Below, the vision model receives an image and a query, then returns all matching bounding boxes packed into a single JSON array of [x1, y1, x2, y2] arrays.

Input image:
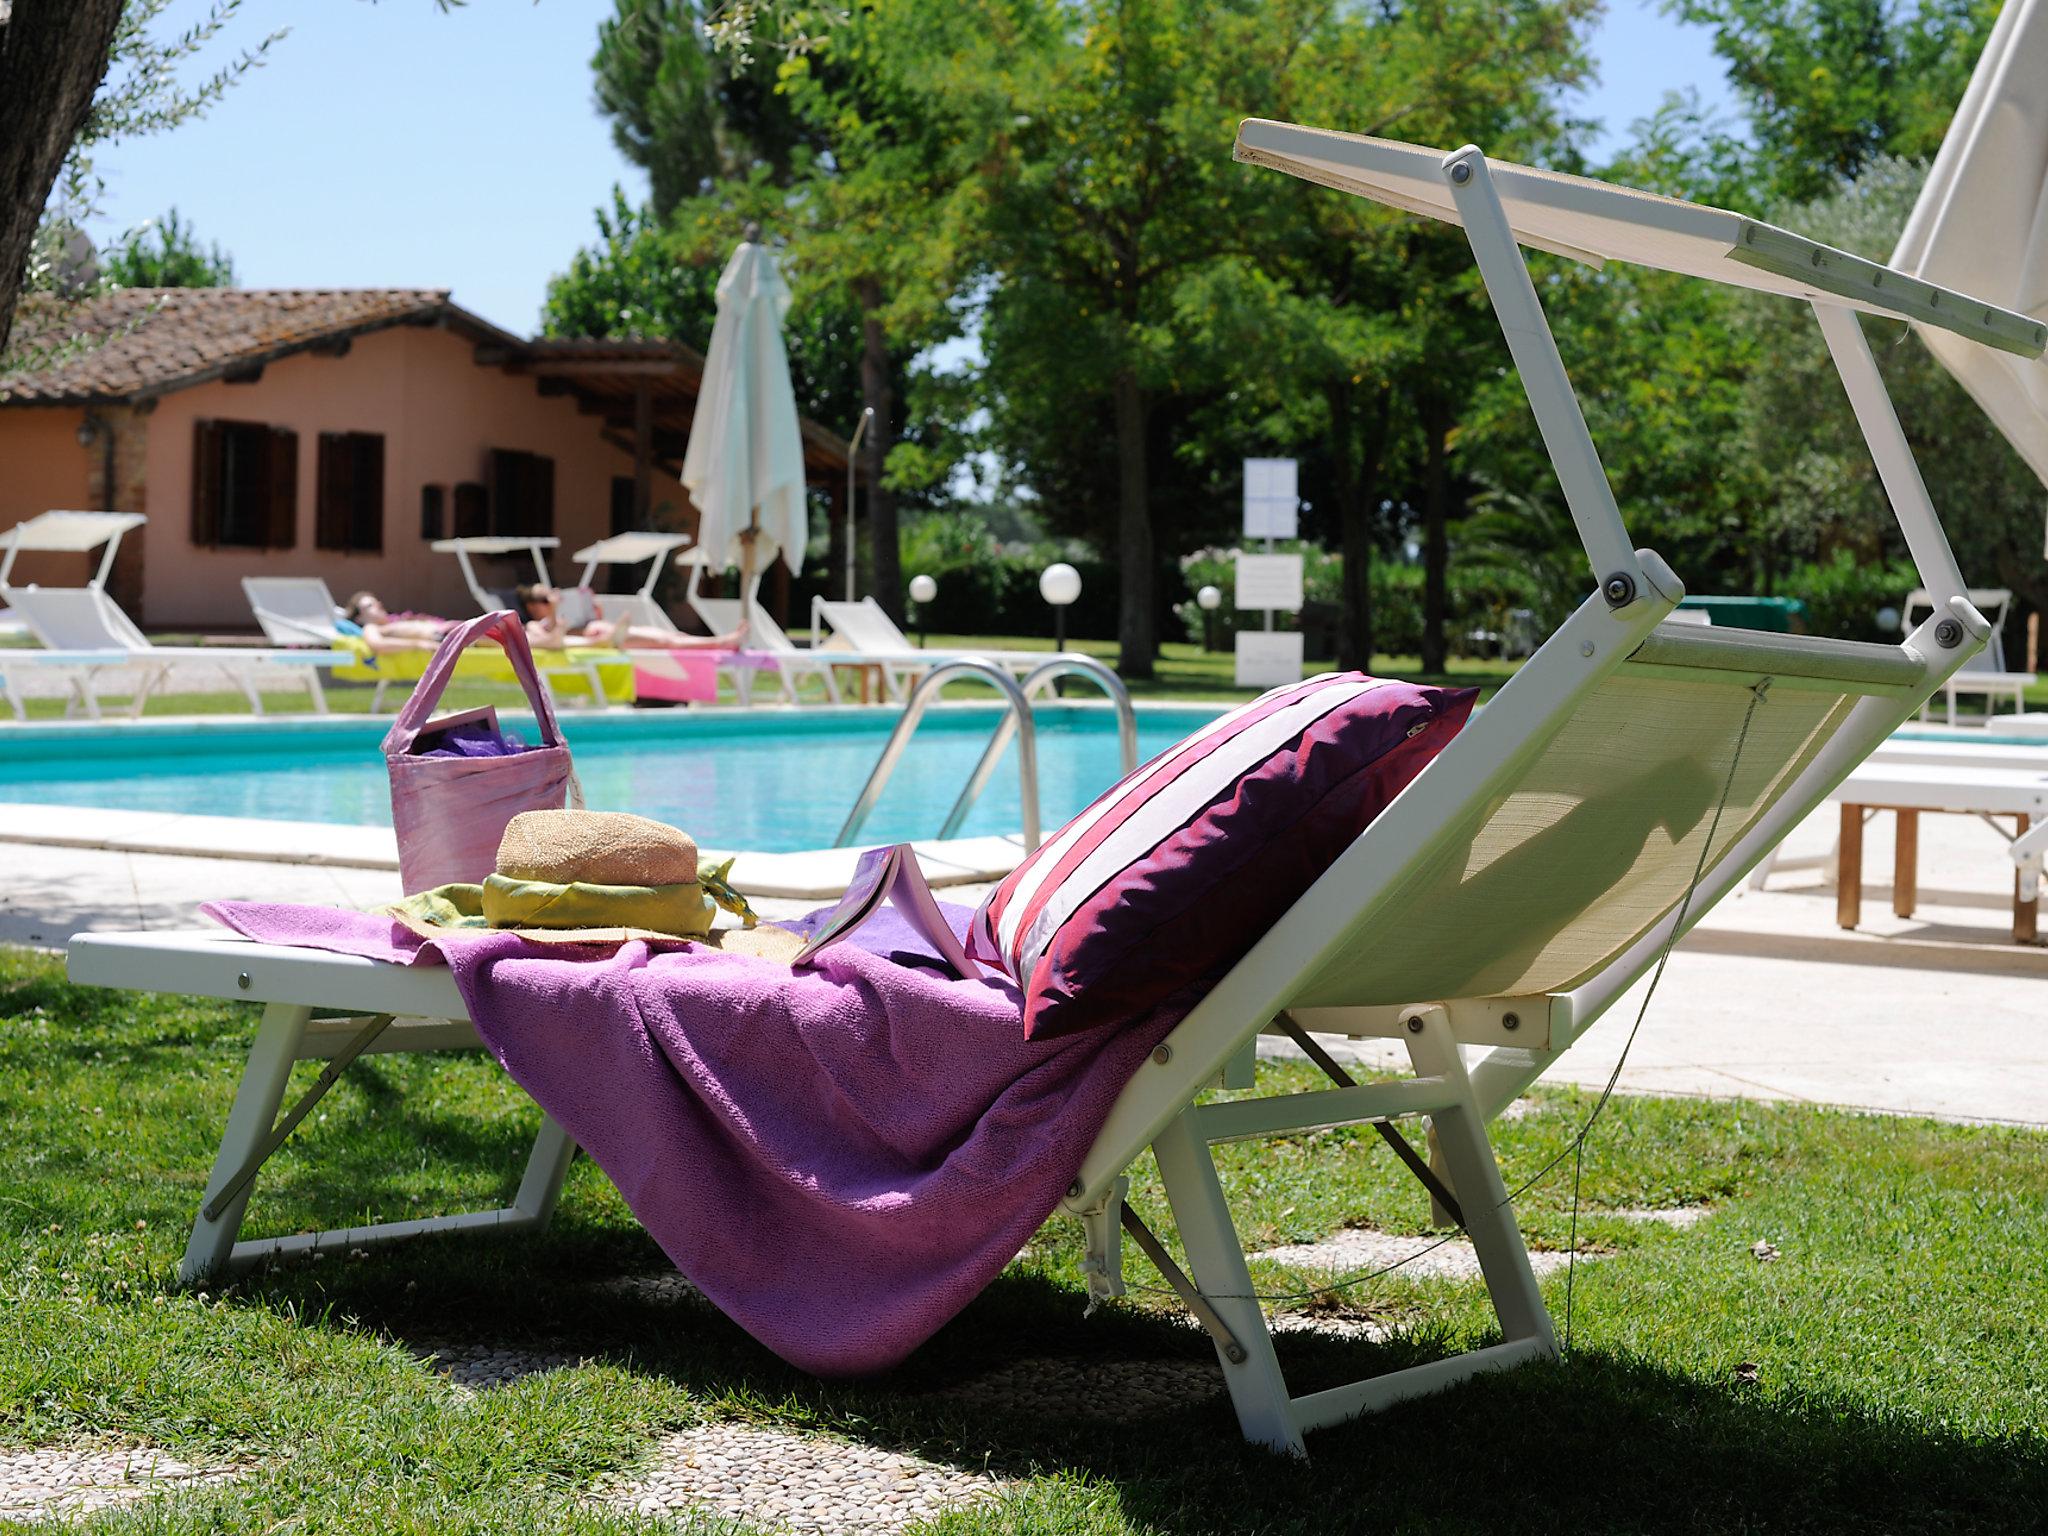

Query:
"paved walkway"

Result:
[[5, 800, 2043, 1126]]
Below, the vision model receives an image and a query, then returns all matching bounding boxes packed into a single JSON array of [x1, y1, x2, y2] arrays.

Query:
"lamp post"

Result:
[[1197, 583, 1222, 653], [909, 573, 937, 647], [1040, 562, 1081, 654]]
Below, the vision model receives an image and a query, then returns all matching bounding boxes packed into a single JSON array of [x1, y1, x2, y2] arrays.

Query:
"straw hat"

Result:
[[384, 809, 802, 961]]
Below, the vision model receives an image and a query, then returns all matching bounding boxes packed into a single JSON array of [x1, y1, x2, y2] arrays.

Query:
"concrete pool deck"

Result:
[[2, 798, 2042, 1129], [0, 803, 1026, 900]]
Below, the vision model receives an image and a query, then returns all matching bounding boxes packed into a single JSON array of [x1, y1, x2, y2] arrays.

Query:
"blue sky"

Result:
[[84, 1, 1736, 338]]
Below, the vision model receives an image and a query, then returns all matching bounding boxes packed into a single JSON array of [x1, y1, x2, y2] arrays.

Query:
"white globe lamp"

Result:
[[1196, 583, 1223, 653], [908, 573, 938, 646], [1040, 562, 1082, 653]]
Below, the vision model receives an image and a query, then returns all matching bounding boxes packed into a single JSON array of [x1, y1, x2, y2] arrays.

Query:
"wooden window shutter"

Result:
[[534, 453, 555, 536], [268, 428, 298, 550], [356, 433, 385, 552], [315, 432, 349, 550], [420, 484, 446, 542], [453, 481, 487, 538], [190, 420, 224, 546]]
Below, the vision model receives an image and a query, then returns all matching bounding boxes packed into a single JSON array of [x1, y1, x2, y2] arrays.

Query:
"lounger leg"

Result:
[[228, 666, 265, 716], [1893, 809, 1919, 919], [1837, 804, 1864, 930], [2016, 814, 2038, 944], [1407, 1010, 1554, 1355], [183, 1002, 311, 1285], [512, 1114, 577, 1229], [1151, 1107, 1304, 1458], [304, 666, 327, 715]]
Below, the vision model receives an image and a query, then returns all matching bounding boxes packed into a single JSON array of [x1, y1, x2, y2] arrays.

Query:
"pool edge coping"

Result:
[[0, 803, 1026, 900]]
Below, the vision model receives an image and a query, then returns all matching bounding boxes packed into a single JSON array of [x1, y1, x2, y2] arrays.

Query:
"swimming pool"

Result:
[[0, 705, 1224, 854]]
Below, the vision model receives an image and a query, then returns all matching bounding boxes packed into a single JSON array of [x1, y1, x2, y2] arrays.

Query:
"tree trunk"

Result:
[[855, 278, 902, 623], [1420, 398, 1451, 675], [1113, 366, 1154, 679], [0, 0, 124, 356], [1333, 383, 1391, 673]]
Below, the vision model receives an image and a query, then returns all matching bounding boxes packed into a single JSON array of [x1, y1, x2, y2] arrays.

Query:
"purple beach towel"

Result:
[[201, 899, 1185, 1375]]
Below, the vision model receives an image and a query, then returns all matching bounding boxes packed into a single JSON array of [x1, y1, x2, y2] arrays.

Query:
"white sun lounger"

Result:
[[1905, 587, 2034, 725], [242, 575, 347, 647], [678, 553, 843, 705], [0, 512, 339, 717], [810, 596, 1062, 702], [571, 532, 792, 707], [57, 130, 2026, 1459]]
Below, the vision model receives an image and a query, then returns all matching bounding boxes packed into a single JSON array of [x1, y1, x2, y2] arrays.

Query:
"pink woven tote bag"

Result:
[[382, 611, 581, 894]]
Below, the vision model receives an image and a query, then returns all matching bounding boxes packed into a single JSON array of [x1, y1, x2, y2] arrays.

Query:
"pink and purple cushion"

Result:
[[968, 673, 1477, 1040]]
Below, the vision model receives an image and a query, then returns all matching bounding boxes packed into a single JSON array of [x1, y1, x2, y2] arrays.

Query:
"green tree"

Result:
[[591, 0, 816, 217], [100, 207, 234, 288], [1668, 0, 2001, 201]]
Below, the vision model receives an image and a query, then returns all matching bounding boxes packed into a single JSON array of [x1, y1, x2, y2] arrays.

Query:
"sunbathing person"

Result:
[[517, 584, 746, 651], [341, 591, 458, 652]]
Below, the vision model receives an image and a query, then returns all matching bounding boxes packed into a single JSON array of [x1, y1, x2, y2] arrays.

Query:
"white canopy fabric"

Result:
[[1, 510, 147, 553], [1892, 0, 2048, 494], [1235, 119, 2047, 356], [681, 241, 809, 577]]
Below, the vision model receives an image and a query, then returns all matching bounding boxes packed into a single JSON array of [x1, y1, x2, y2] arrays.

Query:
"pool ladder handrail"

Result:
[[834, 653, 1138, 853]]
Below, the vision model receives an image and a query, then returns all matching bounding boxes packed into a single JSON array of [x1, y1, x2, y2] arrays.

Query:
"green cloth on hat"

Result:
[[483, 874, 717, 936], [386, 855, 756, 940]]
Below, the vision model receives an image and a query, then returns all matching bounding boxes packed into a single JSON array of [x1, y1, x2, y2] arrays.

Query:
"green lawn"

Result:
[[2, 945, 2044, 1531]]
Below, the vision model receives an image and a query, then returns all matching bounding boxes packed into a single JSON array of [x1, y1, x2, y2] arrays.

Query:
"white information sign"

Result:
[[1235, 552, 1304, 611], [1235, 630, 1305, 689], [1243, 457, 1299, 540]]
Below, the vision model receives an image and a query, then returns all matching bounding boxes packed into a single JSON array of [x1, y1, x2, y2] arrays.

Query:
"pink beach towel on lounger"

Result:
[[200, 898, 1186, 1375]]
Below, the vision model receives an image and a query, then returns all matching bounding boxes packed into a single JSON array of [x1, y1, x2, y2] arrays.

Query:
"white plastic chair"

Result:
[[0, 512, 338, 717]]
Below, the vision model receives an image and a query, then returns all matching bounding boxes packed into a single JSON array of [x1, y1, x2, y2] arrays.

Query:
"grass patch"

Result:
[[1, 945, 2044, 1531]]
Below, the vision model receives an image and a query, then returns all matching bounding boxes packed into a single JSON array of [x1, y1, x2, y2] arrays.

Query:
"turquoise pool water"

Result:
[[0, 705, 1223, 853]]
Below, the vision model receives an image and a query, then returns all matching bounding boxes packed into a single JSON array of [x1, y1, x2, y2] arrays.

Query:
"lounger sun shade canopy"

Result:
[[1234, 119, 2048, 358], [1, 510, 148, 552]]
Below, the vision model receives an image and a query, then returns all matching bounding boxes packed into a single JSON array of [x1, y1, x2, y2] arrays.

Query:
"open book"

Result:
[[793, 843, 983, 978]]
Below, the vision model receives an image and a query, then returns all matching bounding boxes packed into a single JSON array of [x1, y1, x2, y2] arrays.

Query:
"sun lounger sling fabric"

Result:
[[198, 898, 1186, 1375]]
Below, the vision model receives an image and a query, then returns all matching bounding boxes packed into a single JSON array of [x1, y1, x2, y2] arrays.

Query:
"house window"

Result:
[[611, 475, 636, 536], [315, 431, 385, 553], [452, 482, 488, 539], [191, 419, 297, 549], [420, 484, 446, 542], [488, 449, 554, 536]]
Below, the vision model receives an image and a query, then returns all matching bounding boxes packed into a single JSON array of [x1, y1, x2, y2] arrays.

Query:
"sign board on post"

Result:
[[1234, 552, 1304, 611], [1243, 457, 1299, 540], [1235, 631, 1305, 688]]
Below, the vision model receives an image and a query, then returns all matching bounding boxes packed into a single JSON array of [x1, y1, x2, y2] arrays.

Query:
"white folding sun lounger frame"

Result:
[[1042, 124, 2031, 1457], [242, 576, 347, 647], [572, 532, 783, 707], [809, 595, 1059, 702], [0, 511, 337, 717], [428, 535, 611, 710], [680, 554, 843, 705], [48, 130, 2036, 1461], [1903, 586, 2035, 724]]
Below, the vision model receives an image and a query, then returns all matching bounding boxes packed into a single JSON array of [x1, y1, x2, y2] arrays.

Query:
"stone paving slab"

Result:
[[604, 1423, 1005, 1534], [0, 1445, 240, 1522]]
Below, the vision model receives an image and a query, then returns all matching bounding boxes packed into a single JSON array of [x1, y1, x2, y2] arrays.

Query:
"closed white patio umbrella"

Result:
[[681, 235, 810, 591], [1892, 0, 2048, 494]]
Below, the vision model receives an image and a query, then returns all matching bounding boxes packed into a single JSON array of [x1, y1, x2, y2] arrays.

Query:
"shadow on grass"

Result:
[[237, 1233, 2048, 1535]]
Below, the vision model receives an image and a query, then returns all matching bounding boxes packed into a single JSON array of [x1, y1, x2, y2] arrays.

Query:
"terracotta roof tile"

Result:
[[0, 288, 495, 403]]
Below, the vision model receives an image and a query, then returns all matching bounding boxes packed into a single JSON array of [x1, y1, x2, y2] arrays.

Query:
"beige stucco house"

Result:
[[0, 288, 849, 629]]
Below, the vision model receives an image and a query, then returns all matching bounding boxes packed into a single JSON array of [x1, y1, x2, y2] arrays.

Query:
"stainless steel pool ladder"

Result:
[[835, 654, 1139, 853]]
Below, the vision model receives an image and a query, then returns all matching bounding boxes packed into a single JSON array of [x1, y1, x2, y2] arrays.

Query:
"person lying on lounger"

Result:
[[341, 592, 458, 652], [517, 584, 746, 651]]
